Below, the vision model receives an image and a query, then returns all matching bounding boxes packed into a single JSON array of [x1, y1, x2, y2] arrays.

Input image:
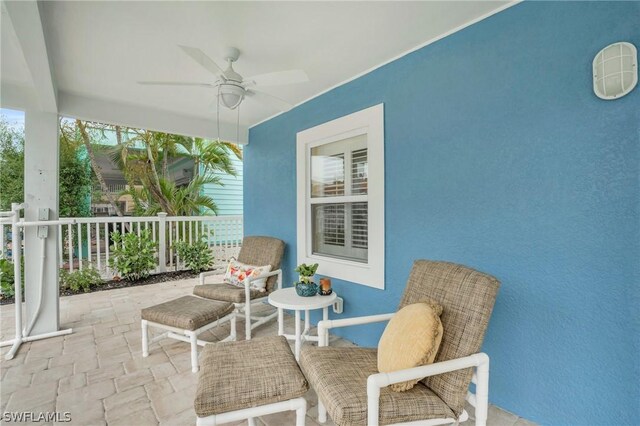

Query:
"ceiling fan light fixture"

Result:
[[218, 83, 245, 110]]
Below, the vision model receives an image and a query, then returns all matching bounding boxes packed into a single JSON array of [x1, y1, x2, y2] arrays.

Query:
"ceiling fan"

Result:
[[138, 46, 308, 112]]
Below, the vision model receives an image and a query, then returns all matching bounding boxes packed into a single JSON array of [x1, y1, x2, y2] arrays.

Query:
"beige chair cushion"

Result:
[[378, 301, 443, 392], [398, 260, 500, 415], [300, 346, 455, 426], [236, 236, 285, 292], [195, 336, 308, 417], [193, 282, 265, 303], [141, 296, 234, 331]]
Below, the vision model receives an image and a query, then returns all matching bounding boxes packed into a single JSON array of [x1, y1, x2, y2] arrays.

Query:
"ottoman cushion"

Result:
[[195, 336, 308, 417], [141, 296, 234, 331]]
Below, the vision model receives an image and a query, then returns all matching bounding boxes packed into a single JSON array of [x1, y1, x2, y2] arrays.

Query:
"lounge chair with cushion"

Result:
[[194, 236, 285, 340], [299, 260, 501, 426]]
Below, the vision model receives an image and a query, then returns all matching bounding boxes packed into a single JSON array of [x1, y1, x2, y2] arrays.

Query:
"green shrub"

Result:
[[60, 265, 103, 293], [173, 238, 214, 274], [109, 229, 157, 281], [0, 255, 23, 298], [0, 257, 15, 297]]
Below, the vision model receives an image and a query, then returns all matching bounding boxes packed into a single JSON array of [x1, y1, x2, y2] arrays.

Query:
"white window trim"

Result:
[[296, 103, 384, 289]]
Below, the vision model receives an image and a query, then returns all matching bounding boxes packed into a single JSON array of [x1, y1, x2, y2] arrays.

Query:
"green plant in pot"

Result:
[[294, 263, 319, 297]]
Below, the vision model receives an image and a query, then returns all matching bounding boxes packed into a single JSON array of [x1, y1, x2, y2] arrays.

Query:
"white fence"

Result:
[[1, 213, 243, 279]]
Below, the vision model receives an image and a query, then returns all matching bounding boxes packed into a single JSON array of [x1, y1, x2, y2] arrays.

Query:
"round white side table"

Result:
[[268, 287, 337, 360]]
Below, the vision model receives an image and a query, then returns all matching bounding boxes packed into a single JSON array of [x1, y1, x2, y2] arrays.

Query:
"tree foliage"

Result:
[[59, 123, 93, 217], [0, 116, 92, 216], [0, 114, 242, 219], [0, 119, 25, 211], [108, 127, 241, 216]]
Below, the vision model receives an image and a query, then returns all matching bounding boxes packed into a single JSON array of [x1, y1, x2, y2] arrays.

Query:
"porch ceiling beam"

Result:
[[3, 0, 58, 112], [58, 91, 248, 144], [0, 82, 38, 111]]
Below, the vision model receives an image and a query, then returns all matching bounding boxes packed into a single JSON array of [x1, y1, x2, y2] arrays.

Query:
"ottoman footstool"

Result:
[[141, 295, 236, 372], [195, 336, 309, 426]]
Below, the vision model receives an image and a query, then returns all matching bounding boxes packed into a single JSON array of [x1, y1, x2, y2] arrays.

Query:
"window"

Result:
[[297, 104, 384, 289]]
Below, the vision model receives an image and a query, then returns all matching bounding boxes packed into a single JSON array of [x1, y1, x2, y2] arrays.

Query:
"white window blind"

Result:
[[310, 135, 368, 263], [297, 103, 384, 289]]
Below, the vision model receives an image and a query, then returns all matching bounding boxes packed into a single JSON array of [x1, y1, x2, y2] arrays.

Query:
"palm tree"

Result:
[[110, 128, 241, 216], [120, 175, 219, 216], [189, 137, 242, 178]]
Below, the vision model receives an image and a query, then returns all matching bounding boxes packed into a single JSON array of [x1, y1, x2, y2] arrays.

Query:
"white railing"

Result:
[[93, 183, 129, 194], [1, 213, 242, 279]]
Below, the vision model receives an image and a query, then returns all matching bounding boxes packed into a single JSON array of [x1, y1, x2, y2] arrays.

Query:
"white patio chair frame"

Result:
[[198, 269, 283, 340], [316, 314, 490, 426], [141, 311, 236, 373], [196, 397, 307, 426]]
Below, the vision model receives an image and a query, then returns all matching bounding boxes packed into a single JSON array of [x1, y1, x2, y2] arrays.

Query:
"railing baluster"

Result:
[[226, 221, 230, 249], [96, 222, 102, 271], [87, 222, 92, 265], [189, 220, 193, 244], [0, 223, 5, 258], [169, 221, 174, 268], [77, 223, 83, 270], [58, 224, 63, 268], [68, 223, 73, 272], [105, 222, 110, 276]]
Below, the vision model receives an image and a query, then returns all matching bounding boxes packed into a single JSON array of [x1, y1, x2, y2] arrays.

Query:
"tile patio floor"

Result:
[[0, 278, 534, 425]]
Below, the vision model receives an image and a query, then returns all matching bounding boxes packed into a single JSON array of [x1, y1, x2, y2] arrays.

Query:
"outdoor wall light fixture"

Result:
[[593, 42, 637, 100]]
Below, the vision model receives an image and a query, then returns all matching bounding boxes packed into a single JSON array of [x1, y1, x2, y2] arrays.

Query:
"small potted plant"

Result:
[[294, 263, 319, 297]]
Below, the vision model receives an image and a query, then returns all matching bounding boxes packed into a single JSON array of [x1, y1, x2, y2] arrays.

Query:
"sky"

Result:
[[1, 108, 25, 130]]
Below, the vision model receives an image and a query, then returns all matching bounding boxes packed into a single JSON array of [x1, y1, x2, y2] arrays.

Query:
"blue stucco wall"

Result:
[[245, 2, 640, 424]]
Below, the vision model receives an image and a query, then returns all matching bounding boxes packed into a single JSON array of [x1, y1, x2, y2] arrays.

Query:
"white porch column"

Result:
[[23, 110, 60, 336]]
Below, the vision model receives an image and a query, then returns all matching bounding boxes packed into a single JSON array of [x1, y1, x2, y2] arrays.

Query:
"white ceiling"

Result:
[[1, 2, 31, 87], [2, 1, 512, 134]]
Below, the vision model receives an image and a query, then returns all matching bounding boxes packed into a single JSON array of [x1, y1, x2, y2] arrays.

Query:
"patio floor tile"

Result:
[[105, 396, 152, 422], [32, 364, 74, 385], [86, 363, 125, 384], [151, 387, 194, 419], [103, 385, 147, 410], [5, 382, 58, 413], [114, 367, 154, 392], [109, 407, 157, 426]]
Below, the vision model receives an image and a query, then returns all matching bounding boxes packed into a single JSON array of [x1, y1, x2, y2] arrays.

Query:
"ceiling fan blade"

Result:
[[138, 81, 215, 88], [245, 69, 308, 87], [246, 89, 293, 111], [178, 45, 225, 77]]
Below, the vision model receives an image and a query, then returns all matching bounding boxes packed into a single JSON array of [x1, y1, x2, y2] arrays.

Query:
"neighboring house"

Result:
[[89, 129, 243, 216], [203, 154, 243, 216]]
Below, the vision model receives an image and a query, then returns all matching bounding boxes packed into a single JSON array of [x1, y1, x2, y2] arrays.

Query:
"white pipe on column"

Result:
[[5, 203, 24, 360], [24, 236, 47, 336], [1, 207, 73, 359]]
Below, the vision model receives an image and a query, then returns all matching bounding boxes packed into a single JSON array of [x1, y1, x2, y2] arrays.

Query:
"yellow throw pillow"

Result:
[[377, 301, 444, 392]]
